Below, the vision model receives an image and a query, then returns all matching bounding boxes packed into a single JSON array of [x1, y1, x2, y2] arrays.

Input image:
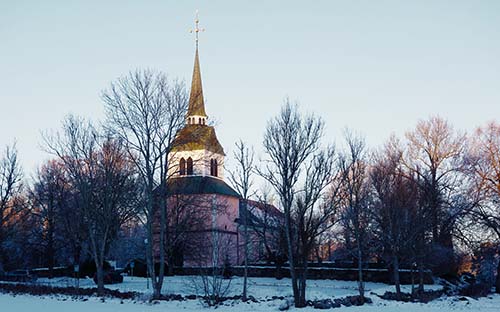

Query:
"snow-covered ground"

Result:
[[1, 276, 499, 311], [35, 276, 441, 300], [31, 275, 443, 299]]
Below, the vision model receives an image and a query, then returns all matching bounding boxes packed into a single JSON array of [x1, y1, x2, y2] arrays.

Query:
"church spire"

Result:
[[187, 48, 207, 118], [187, 11, 207, 124]]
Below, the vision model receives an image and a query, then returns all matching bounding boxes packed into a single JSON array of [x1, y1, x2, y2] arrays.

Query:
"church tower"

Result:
[[168, 16, 225, 180]]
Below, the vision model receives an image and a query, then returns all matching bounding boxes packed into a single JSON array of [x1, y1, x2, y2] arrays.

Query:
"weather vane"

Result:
[[190, 10, 205, 49]]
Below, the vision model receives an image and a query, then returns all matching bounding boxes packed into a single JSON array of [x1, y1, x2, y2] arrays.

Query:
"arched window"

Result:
[[179, 158, 186, 175], [186, 157, 194, 175], [198, 117, 202, 124], [210, 159, 218, 177]]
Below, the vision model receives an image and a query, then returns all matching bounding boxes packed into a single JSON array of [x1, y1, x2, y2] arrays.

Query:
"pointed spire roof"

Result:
[[187, 48, 207, 117]]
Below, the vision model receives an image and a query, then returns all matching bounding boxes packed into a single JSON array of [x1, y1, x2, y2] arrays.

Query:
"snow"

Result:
[[1, 276, 499, 311], [31, 275, 443, 298], [1, 291, 500, 312]]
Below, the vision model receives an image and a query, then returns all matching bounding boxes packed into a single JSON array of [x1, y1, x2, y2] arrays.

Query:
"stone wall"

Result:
[[174, 265, 434, 284]]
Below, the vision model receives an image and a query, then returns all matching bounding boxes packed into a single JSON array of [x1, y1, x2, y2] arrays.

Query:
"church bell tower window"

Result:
[[210, 159, 218, 177], [187, 157, 194, 175], [179, 158, 186, 176]]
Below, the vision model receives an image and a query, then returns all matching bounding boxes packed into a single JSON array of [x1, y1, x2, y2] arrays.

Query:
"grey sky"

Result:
[[1, 1, 499, 175]]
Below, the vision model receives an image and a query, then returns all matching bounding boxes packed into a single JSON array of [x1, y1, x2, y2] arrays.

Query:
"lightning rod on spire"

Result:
[[190, 10, 205, 49]]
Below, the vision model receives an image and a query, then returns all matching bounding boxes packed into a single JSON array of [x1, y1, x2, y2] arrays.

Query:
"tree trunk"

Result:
[[243, 199, 249, 301], [153, 282, 161, 299], [242, 246, 248, 300], [145, 177, 163, 300], [95, 260, 105, 296], [0, 226, 3, 273], [297, 270, 307, 307], [393, 254, 401, 300], [242, 199, 248, 301], [0, 245, 4, 274], [410, 263, 415, 295], [155, 192, 167, 299], [167, 253, 174, 276], [496, 258, 500, 294], [417, 258, 425, 294], [283, 207, 299, 307], [47, 224, 55, 278], [275, 261, 282, 280], [297, 254, 308, 308], [416, 230, 425, 295], [357, 240, 365, 303], [146, 204, 156, 298]]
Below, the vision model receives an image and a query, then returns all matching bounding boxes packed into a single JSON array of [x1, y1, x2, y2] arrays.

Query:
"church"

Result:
[[153, 17, 282, 269]]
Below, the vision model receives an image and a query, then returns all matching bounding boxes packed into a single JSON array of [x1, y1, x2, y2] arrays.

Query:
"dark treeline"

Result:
[[0, 72, 499, 305]]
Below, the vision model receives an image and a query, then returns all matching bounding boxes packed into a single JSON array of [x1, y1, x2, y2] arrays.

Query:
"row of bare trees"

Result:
[[0, 70, 188, 300], [1, 69, 500, 305], [226, 99, 500, 307]]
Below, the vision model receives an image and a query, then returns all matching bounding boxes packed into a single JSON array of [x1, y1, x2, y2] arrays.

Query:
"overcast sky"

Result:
[[1, 1, 499, 176]]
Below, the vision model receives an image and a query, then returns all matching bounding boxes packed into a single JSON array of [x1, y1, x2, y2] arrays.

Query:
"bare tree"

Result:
[[195, 234, 233, 307], [0, 143, 23, 273], [228, 140, 255, 300], [44, 116, 140, 295], [292, 145, 344, 306], [258, 99, 331, 307], [469, 121, 500, 293], [371, 137, 421, 299], [402, 116, 478, 281], [404, 116, 468, 249], [30, 160, 69, 277], [56, 170, 87, 271], [30, 160, 87, 272], [338, 130, 372, 303], [101, 69, 187, 298]]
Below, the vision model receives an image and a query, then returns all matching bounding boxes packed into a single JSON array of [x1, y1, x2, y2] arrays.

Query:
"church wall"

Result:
[[153, 192, 240, 268], [181, 193, 239, 267]]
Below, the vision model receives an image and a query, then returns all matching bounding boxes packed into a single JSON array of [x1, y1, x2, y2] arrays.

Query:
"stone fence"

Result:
[[174, 265, 434, 284]]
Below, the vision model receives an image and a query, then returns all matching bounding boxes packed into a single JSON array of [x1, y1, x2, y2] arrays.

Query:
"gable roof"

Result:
[[238, 199, 283, 227]]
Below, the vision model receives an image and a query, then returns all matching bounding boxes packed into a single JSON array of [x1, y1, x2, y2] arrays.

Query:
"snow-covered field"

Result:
[[31, 275, 443, 299], [1, 276, 499, 311]]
